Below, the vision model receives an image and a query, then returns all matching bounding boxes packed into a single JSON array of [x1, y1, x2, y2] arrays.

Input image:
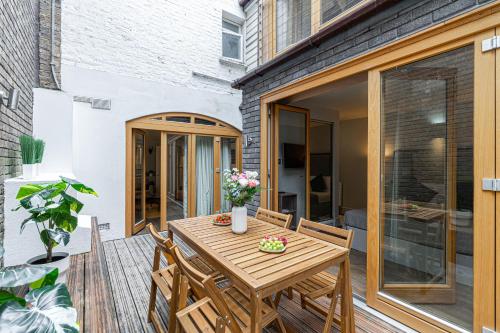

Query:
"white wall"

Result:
[[61, 0, 246, 95], [339, 118, 368, 209], [29, 0, 246, 241]]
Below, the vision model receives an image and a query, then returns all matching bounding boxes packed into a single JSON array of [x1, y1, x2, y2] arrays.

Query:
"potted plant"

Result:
[[33, 138, 45, 177], [14, 176, 98, 283], [0, 245, 79, 332], [222, 168, 260, 234], [19, 135, 35, 179]]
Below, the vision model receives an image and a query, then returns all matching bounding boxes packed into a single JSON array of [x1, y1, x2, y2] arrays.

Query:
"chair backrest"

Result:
[[255, 207, 293, 229], [297, 218, 354, 249], [148, 223, 175, 268], [171, 246, 210, 300], [171, 246, 243, 333]]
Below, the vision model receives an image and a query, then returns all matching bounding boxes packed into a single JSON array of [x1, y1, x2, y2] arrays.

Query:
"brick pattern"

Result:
[[39, 0, 61, 89], [239, 0, 492, 214], [61, 0, 245, 94], [0, 0, 39, 251]]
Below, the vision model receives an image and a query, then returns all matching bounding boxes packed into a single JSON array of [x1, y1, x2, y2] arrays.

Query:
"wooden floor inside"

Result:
[[66, 225, 404, 333]]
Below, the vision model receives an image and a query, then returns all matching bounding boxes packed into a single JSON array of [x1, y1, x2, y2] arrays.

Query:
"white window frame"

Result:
[[222, 17, 244, 63]]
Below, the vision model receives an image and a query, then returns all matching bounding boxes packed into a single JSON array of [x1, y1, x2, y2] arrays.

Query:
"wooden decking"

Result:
[[66, 223, 404, 333]]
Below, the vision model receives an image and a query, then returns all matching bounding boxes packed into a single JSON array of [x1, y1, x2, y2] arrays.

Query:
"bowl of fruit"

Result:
[[259, 235, 288, 253], [212, 213, 232, 226]]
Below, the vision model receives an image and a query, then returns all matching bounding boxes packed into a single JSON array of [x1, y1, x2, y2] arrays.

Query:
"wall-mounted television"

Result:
[[283, 143, 305, 168]]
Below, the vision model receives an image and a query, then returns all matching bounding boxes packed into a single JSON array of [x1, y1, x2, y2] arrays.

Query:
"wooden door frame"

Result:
[[271, 104, 311, 219], [125, 113, 242, 237], [258, 4, 500, 332]]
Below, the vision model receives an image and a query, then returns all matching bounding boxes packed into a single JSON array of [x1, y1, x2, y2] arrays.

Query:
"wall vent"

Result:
[[98, 223, 110, 231], [91, 98, 112, 110]]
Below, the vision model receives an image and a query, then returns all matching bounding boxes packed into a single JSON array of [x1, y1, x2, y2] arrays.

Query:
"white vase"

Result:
[[27, 252, 70, 284], [22, 164, 34, 179], [232, 206, 247, 234]]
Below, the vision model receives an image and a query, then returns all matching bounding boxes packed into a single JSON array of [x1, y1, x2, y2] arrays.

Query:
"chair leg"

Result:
[[275, 315, 287, 333], [274, 291, 283, 308], [147, 278, 158, 322], [287, 287, 293, 299], [300, 295, 307, 309], [268, 293, 287, 333], [323, 295, 339, 333]]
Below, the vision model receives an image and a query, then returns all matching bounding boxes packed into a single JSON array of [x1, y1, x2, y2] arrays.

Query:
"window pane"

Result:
[[134, 133, 145, 224], [276, 0, 311, 53], [380, 45, 474, 331], [222, 32, 241, 59], [220, 138, 237, 213], [195, 118, 216, 126], [321, 0, 363, 24], [165, 116, 190, 123], [196, 136, 214, 216], [222, 20, 240, 33], [167, 135, 189, 221]]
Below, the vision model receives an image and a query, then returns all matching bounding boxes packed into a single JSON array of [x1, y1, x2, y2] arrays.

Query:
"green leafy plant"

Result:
[[34, 139, 45, 164], [0, 245, 79, 332], [19, 135, 35, 165], [14, 177, 98, 263]]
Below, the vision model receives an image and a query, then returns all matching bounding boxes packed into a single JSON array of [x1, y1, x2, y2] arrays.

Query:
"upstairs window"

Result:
[[321, 0, 364, 24], [276, 0, 311, 53], [222, 19, 243, 61]]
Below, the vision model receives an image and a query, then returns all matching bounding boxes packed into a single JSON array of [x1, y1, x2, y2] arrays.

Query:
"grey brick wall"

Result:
[[0, 0, 40, 252], [39, 0, 61, 89], [239, 0, 493, 214]]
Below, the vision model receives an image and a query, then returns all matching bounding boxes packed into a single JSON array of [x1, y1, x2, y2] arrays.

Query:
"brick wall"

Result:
[[239, 0, 493, 214], [0, 0, 40, 251]]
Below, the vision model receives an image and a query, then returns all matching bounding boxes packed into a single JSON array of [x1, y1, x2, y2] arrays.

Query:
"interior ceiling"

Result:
[[284, 72, 368, 121]]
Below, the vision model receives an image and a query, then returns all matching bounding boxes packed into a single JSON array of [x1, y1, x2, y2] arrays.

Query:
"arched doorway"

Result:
[[125, 113, 242, 236]]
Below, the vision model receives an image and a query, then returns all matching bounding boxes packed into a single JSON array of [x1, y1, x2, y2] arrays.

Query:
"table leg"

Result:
[[168, 228, 174, 241], [340, 255, 355, 332], [250, 291, 263, 333]]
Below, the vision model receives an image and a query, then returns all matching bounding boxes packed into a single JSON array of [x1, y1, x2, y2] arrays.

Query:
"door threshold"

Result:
[[353, 298, 418, 333]]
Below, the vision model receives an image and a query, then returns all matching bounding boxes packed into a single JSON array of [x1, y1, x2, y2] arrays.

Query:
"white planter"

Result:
[[22, 164, 35, 179], [33, 163, 39, 177], [27, 252, 70, 284], [232, 206, 248, 234]]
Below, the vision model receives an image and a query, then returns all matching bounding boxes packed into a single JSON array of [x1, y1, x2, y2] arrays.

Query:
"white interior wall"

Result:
[[339, 118, 368, 209]]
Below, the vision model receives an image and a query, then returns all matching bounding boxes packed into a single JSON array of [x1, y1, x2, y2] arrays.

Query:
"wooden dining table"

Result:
[[168, 214, 355, 333]]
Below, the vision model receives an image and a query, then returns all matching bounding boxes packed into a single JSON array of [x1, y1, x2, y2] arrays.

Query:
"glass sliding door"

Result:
[[132, 129, 146, 234], [379, 45, 472, 329], [195, 136, 215, 216], [220, 137, 237, 213], [272, 104, 310, 229], [166, 134, 189, 221], [368, 34, 497, 332]]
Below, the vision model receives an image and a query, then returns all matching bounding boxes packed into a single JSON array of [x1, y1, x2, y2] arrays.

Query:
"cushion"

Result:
[[311, 175, 326, 192]]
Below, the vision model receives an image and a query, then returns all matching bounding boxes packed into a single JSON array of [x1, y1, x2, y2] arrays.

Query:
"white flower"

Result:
[[238, 178, 249, 187]]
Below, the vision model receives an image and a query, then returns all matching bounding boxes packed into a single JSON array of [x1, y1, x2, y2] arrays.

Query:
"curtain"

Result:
[[196, 136, 214, 216], [220, 139, 232, 212]]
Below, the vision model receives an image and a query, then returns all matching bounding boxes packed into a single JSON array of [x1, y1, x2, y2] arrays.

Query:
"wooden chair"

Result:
[[172, 246, 287, 333], [146, 224, 221, 333], [255, 207, 293, 229], [284, 218, 354, 333]]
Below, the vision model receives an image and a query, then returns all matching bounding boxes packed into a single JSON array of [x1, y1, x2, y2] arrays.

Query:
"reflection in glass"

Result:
[[167, 135, 188, 220], [278, 110, 306, 229], [220, 138, 237, 212], [196, 136, 214, 215], [380, 45, 473, 331], [276, 0, 311, 52], [134, 132, 145, 224], [310, 121, 333, 221]]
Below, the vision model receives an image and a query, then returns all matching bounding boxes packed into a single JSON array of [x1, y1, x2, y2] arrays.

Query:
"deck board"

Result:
[[67, 230, 405, 333]]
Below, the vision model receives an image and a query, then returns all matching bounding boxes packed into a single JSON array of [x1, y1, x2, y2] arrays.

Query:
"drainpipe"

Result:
[[50, 0, 61, 90]]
